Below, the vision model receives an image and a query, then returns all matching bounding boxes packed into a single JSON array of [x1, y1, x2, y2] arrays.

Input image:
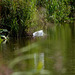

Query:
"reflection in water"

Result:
[[0, 37, 32, 62], [34, 53, 44, 70], [66, 38, 75, 75], [0, 23, 75, 75], [39, 53, 44, 69], [54, 51, 63, 73], [1, 39, 15, 61], [34, 53, 37, 69]]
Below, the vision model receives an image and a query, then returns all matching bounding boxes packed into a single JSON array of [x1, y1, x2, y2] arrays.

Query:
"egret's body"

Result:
[[33, 30, 45, 37]]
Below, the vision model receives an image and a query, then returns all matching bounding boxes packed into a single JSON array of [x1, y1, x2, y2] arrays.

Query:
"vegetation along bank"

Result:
[[0, 0, 75, 37]]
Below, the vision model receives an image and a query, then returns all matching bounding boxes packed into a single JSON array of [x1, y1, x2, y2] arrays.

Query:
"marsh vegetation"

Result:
[[0, 0, 75, 75]]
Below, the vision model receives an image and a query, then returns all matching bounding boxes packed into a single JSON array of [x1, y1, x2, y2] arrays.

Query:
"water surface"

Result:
[[0, 23, 75, 75]]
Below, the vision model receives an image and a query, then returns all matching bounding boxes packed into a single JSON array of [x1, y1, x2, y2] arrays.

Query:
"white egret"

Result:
[[33, 30, 45, 37]]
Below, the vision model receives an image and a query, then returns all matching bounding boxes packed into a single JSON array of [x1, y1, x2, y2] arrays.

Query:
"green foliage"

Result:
[[0, 0, 38, 37], [46, 0, 71, 23], [36, 0, 47, 7], [0, 37, 3, 44], [0, 0, 74, 37]]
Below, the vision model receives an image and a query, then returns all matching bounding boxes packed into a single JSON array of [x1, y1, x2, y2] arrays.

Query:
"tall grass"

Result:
[[0, 0, 38, 37], [46, 0, 71, 24], [0, 0, 74, 37]]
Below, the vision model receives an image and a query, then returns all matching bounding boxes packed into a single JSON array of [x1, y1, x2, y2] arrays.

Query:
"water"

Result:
[[0, 23, 75, 75]]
